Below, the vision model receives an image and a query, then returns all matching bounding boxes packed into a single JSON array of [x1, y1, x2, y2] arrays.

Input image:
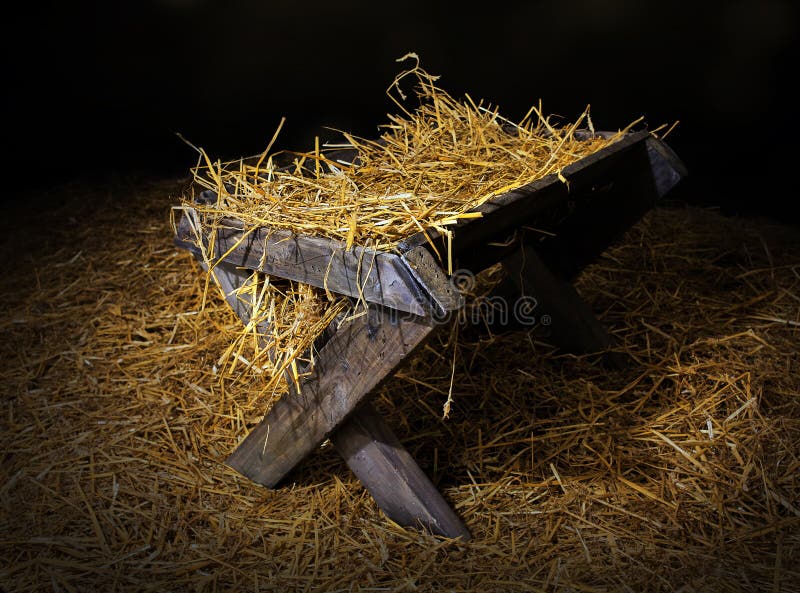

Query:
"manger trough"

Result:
[[171, 60, 687, 541]]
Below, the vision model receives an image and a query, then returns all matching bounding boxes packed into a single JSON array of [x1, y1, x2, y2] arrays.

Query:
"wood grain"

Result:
[[174, 214, 467, 318], [332, 402, 471, 540], [397, 132, 686, 279], [225, 304, 436, 488]]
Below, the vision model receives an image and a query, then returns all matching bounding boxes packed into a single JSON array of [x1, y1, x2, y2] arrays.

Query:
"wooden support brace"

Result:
[[452, 133, 686, 366], [204, 259, 470, 539], [331, 402, 471, 541], [492, 241, 627, 368], [530, 134, 687, 284], [224, 303, 435, 487]]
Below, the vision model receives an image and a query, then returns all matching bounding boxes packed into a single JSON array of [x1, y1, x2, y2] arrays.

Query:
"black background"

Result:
[[3, 0, 798, 222]]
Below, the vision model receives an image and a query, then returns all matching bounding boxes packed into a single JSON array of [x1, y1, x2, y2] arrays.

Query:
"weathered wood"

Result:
[[397, 132, 686, 279], [400, 245, 463, 315], [225, 303, 437, 488], [530, 134, 687, 283], [397, 131, 650, 259], [331, 402, 471, 540], [206, 261, 469, 536], [644, 134, 687, 199], [175, 212, 452, 318], [175, 133, 685, 319], [466, 134, 686, 366]]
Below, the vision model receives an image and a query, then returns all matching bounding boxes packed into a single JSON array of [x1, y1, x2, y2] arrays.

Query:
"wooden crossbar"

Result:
[[202, 258, 470, 539]]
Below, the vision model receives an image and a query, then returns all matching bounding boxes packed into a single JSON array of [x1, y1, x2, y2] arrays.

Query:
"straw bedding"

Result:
[[1, 173, 798, 592], [180, 55, 644, 252], [174, 56, 651, 393]]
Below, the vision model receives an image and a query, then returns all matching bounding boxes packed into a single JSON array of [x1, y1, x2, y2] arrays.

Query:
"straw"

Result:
[[1, 176, 798, 592], [179, 55, 644, 256]]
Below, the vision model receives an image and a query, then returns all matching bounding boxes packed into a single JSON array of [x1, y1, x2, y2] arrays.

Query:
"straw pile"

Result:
[[1, 172, 798, 591], [181, 55, 644, 252], [176, 55, 651, 395]]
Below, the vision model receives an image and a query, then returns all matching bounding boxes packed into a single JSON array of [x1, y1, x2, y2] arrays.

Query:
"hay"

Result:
[[210, 271, 349, 398], [175, 54, 649, 393], [1, 175, 798, 592], [178, 55, 645, 253]]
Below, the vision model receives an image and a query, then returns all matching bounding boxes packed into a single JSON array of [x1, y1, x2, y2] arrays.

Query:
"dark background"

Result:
[[3, 0, 798, 222]]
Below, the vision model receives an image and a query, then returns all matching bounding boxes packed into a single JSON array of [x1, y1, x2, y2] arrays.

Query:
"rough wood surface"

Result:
[[331, 402, 472, 540], [493, 241, 627, 367], [207, 262, 468, 535], [531, 134, 687, 283], [400, 245, 464, 315], [174, 216, 432, 317], [398, 132, 686, 279], [225, 304, 436, 488], [397, 131, 651, 258]]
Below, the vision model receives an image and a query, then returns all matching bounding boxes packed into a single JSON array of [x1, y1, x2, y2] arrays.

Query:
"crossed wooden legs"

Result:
[[202, 238, 620, 540], [205, 259, 471, 540]]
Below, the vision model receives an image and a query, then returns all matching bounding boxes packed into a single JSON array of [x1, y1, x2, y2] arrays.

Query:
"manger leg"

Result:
[[494, 242, 626, 368], [225, 303, 436, 487], [198, 258, 469, 537], [331, 402, 471, 540]]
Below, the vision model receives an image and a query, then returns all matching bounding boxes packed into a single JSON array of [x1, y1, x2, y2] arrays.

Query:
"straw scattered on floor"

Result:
[[1, 174, 798, 592]]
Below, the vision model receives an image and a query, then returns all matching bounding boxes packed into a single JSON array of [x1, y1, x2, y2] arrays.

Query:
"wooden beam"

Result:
[[175, 133, 685, 320], [530, 135, 687, 283], [331, 402, 471, 540], [225, 303, 437, 489], [397, 132, 686, 279], [488, 241, 626, 368], [397, 131, 650, 259], [400, 245, 464, 314], [175, 213, 449, 318], [456, 133, 685, 368]]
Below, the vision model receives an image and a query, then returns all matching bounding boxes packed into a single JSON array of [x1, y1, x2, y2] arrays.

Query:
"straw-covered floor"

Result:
[[1, 171, 798, 592]]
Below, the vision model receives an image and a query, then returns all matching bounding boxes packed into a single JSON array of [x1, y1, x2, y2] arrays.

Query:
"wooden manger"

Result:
[[173, 125, 687, 541]]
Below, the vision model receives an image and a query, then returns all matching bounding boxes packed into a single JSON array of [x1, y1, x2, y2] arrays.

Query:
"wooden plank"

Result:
[[530, 135, 687, 283], [331, 402, 471, 540], [645, 135, 687, 198], [397, 132, 686, 279], [225, 303, 437, 488], [175, 214, 432, 317], [397, 131, 652, 259]]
